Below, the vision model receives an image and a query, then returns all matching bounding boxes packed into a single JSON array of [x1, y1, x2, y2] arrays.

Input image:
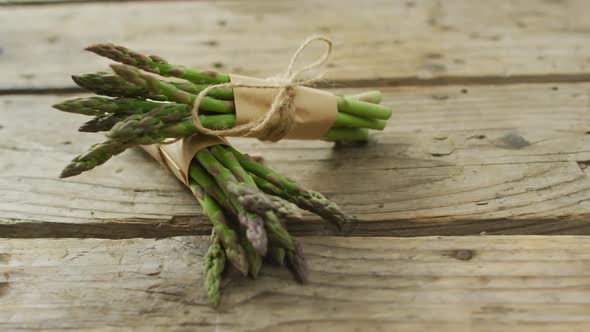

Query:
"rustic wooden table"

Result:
[[2, 0, 590, 331]]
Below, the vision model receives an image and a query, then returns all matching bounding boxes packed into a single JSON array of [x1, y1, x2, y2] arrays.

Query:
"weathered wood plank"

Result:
[[1, 83, 589, 238], [2, 0, 590, 90], [1, 236, 590, 331]]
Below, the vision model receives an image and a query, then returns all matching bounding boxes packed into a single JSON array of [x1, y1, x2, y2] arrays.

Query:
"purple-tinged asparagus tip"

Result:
[[287, 241, 308, 284]]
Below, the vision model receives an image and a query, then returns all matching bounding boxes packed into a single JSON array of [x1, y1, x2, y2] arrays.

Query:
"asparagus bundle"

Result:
[[71, 44, 392, 141], [53, 42, 367, 306]]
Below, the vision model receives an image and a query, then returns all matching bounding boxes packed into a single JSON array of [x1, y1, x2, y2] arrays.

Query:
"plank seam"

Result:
[[3, 73, 590, 95], [3, 216, 590, 239]]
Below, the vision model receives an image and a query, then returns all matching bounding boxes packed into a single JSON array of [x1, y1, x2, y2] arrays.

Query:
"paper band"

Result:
[[190, 36, 338, 141], [141, 135, 227, 186], [230, 74, 338, 140]]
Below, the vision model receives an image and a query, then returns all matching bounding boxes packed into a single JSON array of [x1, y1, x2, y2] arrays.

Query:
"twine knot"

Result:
[[190, 36, 333, 142]]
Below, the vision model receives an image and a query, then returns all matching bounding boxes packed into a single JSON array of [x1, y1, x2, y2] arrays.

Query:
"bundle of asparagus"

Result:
[[74, 44, 392, 140], [55, 62, 390, 176], [52, 41, 373, 306]]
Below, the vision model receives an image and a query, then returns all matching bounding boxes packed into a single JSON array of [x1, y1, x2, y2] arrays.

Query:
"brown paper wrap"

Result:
[[229, 74, 338, 140], [141, 135, 228, 186]]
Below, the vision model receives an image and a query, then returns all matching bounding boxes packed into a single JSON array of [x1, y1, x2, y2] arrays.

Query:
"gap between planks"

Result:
[[3, 73, 590, 96]]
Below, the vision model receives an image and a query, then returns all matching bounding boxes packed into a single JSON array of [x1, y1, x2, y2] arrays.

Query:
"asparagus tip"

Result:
[[59, 159, 87, 178], [71, 75, 83, 88], [110, 64, 153, 92], [78, 124, 98, 132], [286, 241, 308, 284], [85, 43, 114, 53], [110, 64, 133, 79], [51, 103, 65, 111], [52, 98, 84, 114], [59, 168, 76, 178]]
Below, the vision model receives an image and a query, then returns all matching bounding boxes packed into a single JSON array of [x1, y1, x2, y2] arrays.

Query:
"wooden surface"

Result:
[[3, 236, 590, 332], [2, 0, 590, 331]]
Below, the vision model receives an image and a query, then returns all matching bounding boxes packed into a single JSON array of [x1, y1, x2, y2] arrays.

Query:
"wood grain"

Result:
[[2, 0, 590, 91], [2, 83, 589, 238], [1, 235, 589, 331]]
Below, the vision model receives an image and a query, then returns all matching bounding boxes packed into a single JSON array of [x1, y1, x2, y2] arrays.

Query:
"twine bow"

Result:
[[190, 36, 333, 142]]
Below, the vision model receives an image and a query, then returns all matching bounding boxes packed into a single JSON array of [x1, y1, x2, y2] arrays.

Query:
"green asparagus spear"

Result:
[[59, 140, 127, 178], [87, 43, 230, 84], [88, 113, 234, 134], [79, 113, 129, 132], [240, 231, 263, 278], [203, 233, 226, 306], [267, 246, 286, 265], [59, 118, 197, 178], [89, 44, 392, 121], [53, 96, 161, 116], [196, 149, 268, 256], [79, 111, 368, 141], [336, 95, 392, 120], [57, 95, 379, 135], [70, 74, 383, 113], [189, 163, 233, 212], [228, 147, 356, 231], [111, 64, 235, 113], [323, 127, 369, 141], [72, 72, 233, 101], [336, 112, 386, 130], [263, 211, 295, 251], [72, 72, 149, 98], [188, 175, 248, 275], [286, 240, 308, 283]]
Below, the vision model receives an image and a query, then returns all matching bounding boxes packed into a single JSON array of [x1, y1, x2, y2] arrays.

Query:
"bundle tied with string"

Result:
[[53, 36, 371, 307], [191, 36, 338, 141], [141, 36, 338, 183]]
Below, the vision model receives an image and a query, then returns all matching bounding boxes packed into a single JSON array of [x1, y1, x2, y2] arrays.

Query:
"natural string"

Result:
[[190, 35, 333, 142]]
